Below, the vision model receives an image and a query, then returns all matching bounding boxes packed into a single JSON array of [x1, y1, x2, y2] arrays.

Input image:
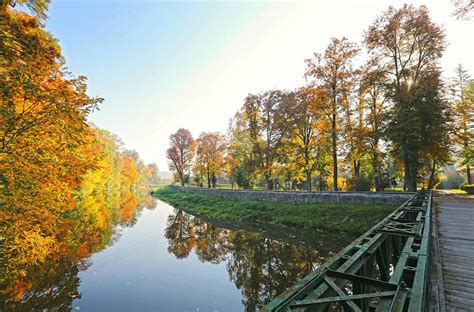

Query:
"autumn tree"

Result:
[[283, 87, 326, 191], [358, 58, 390, 191], [451, 65, 473, 184], [166, 128, 196, 186], [120, 151, 140, 191], [0, 4, 104, 292], [1, 123, 156, 304], [227, 112, 256, 189], [0, 3, 157, 303], [365, 4, 446, 191], [342, 77, 369, 184], [146, 163, 161, 185], [243, 90, 288, 190], [452, 0, 474, 19], [305, 37, 359, 191], [195, 132, 227, 188], [1, 0, 50, 20]]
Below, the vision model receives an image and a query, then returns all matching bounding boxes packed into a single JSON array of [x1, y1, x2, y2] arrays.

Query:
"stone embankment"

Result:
[[170, 185, 413, 205]]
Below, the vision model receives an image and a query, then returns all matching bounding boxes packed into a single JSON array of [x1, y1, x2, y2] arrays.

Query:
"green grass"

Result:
[[152, 186, 398, 237], [384, 188, 406, 192], [448, 189, 468, 195]]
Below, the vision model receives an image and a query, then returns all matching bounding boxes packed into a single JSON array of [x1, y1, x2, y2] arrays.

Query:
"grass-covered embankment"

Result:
[[152, 186, 397, 237]]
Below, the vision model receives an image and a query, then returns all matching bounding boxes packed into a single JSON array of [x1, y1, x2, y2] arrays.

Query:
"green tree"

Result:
[[417, 70, 452, 189], [365, 4, 446, 191], [242, 91, 288, 190], [451, 65, 473, 184], [227, 112, 257, 189]]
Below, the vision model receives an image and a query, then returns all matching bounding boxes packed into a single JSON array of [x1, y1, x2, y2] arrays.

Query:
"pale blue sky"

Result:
[[46, 0, 474, 170]]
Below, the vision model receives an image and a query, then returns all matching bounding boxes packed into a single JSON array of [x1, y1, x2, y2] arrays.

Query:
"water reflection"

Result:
[[165, 210, 327, 311], [2, 197, 338, 311], [0, 191, 156, 311]]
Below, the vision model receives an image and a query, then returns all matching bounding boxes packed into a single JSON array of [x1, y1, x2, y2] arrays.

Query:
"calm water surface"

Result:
[[72, 200, 340, 311], [6, 199, 344, 311]]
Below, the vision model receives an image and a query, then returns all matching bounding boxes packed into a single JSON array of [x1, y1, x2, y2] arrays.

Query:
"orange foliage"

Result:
[[0, 6, 157, 305], [120, 193, 139, 224]]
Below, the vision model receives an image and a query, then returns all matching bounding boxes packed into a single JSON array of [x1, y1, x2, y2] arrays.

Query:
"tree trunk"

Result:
[[405, 159, 417, 192], [332, 115, 338, 192], [404, 155, 409, 191], [207, 169, 211, 188], [410, 158, 418, 192], [467, 165, 472, 185], [373, 157, 382, 192], [374, 176, 380, 192], [428, 160, 436, 190], [379, 170, 384, 191], [403, 144, 417, 192], [354, 160, 360, 176], [211, 173, 216, 188], [180, 172, 185, 186], [307, 170, 312, 192], [266, 177, 273, 190]]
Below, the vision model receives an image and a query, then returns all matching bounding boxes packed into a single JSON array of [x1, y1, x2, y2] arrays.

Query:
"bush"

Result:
[[464, 185, 474, 195], [235, 165, 254, 189], [347, 174, 372, 191]]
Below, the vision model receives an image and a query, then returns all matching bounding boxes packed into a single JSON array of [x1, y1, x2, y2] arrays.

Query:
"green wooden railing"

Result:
[[262, 190, 432, 312]]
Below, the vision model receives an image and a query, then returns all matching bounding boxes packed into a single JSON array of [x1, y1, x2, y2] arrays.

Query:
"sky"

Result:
[[46, 0, 474, 171]]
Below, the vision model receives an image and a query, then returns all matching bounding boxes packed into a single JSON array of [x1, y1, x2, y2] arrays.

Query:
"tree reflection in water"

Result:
[[0, 193, 156, 311], [164, 209, 327, 311], [2, 201, 329, 311]]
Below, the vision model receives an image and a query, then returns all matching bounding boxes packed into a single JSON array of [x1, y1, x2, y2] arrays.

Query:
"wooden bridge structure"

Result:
[[262, 190, 474, 311]]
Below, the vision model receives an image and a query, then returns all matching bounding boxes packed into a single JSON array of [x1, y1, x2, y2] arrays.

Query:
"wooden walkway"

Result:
[[435, 192, 474, 311]]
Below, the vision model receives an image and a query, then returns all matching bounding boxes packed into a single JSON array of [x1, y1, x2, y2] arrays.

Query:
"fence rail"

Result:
[[262, 190, 432, 312]]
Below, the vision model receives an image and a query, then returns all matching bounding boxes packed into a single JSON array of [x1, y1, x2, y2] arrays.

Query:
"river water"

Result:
[[4, 199, 345, 311]]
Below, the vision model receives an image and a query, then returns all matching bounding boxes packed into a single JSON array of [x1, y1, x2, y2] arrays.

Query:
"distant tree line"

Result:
[[167, 4, 473, 192]]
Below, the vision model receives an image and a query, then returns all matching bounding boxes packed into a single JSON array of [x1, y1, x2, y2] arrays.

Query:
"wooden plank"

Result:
[[443, 281, 474, 292], [437, 253, 474, 263], [444, 288, 474, 301], [445, 294, 474, 310], [435, 194, 474, 311], [442, 263, 474, 275], [441, 238, 474, 245]]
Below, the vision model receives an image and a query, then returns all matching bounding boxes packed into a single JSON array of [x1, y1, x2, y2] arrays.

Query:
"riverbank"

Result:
[[152, 186, 398, 239]]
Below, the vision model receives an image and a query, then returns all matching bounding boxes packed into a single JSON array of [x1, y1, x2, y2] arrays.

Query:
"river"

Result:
[[3, 198, 345, 311]]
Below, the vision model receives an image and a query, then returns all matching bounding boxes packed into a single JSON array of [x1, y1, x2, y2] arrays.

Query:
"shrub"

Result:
[[347, 174, 372, 191], [464, 185, 474, 195]]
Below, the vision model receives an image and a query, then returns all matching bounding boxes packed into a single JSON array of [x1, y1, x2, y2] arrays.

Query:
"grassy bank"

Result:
[[152, 186, 398, 237]]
